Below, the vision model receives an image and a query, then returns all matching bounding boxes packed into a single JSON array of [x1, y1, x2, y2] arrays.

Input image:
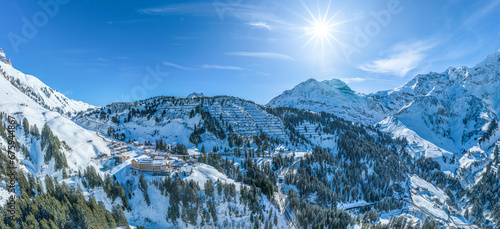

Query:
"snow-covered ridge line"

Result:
[[0, 61, 96, 117], [0, 48, 11, 66], [270, 51, 500, 160]]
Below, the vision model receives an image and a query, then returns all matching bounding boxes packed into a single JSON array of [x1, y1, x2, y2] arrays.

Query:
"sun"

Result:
[[306, 21, 334, 46], [295, 0, 345, 53], [311, 22, 329, 37]]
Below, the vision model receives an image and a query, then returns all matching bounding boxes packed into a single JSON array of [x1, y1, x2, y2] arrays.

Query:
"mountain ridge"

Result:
[[1, 48, 500, 228], [0, 51, 95, 117]]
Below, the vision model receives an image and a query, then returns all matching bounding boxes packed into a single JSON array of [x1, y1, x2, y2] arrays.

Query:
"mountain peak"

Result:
[[187, 92, 205, 98], [0, 48, 12, 66], [303, 78, 318, 83], [475, 50, 500, 69], [0, 56, 94, 116], [268, 77, 388, 124], [297, 78, 353, 93], [321, 78, 353, 92]]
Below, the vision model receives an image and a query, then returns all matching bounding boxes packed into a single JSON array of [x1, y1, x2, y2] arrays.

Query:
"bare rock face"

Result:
[[0, 48, 12, 66]]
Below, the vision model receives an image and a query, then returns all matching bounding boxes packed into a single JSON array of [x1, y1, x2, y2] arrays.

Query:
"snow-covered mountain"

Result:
[[0, 57, 109, 176], [2, 46, 500, 228], [75, 95, 290, 151], [187, 92, 205, 98], [268, 78, 389, 124], [0, 51, 95, 117], [0, 48, 11, 66], [0, 50, 290, 229], [270, 51, 500, 159], [377, 51, 500, 168]]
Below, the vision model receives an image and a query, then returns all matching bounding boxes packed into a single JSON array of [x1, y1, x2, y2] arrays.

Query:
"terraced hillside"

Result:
[[75, 96, 288, 148]]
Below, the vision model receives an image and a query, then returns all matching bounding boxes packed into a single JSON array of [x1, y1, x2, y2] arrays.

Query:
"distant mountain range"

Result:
[[1, 48, 499, 228], [270, 50, 500, 161]]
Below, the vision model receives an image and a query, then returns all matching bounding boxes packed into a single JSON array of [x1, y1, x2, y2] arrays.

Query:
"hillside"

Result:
[[2, 48, 500, 228], [0, 58, 95, 117], [268, 78, 389, 125]]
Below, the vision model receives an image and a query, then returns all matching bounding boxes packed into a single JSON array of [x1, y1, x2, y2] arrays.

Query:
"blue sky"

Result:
[[1, 0, 500, 106]]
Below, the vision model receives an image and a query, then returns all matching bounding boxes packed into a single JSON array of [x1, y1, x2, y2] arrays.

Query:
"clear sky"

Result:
[[1, 0, 500, 106]]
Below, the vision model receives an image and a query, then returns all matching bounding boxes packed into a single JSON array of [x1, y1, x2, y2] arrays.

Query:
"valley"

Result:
[[0, 49, 499, 228]]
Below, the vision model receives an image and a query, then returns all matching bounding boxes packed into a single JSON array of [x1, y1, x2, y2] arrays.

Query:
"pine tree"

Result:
[[112, 205, 130, 228], [41, 124, 68, 170], [205, 180, 214, 198], [209, 200, 217, 223], [45, 174, 55, 196], [22, 117, 29, 136], [494, 145, 499, 165], [30, 124, 40, 139], [217, 179, 223, 196], [139, 175, 150, 206]]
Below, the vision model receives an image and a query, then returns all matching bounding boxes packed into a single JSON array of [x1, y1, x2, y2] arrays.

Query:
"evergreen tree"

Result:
[[22, 118, 29, 136], [494, 145, 499, 165], [112, 205, 130, 229], [204, 179, 214, 198], [41, 124, 68, 170], [139, 175, 150, 206], [30, 124, 40, 139], [217, 179, 223, 196]]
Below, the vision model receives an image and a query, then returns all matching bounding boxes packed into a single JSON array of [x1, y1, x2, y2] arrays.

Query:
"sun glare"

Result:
[[304, 8, 337, 50], [311, 22, 329, 37], [294, 0, 346, 54]]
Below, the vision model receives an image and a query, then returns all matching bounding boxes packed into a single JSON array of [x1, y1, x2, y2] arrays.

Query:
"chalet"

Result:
[[19, 103, 28, 107], [188, 158, 197, 165], [150, 152, 172, 159], [172, 160, 186, 168], [114, 156, 129, 163], [95, 154, 109, 159]]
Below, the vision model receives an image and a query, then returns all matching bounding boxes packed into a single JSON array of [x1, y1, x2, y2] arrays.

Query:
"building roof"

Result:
[[153, 160, 167, 165], [137, 159, 154, 164]]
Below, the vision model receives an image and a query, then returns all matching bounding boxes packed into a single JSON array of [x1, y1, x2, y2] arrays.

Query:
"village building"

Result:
[[131, 159, 154, 171], [188, 158, 197, 165], [131, 157, 174, 174]]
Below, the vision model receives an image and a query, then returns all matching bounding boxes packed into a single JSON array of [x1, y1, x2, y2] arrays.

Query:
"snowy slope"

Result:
[[376, 51, 500, 177], [0, 48, 11, 66], [0, 54, 291, 228], [379, 51, 500, 150], [75, 96, 289, 150], [0, 52, 95, 117], [268, 78, 389, 125], [271, 51, 500, 173], [0, 62, 109, 175]]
